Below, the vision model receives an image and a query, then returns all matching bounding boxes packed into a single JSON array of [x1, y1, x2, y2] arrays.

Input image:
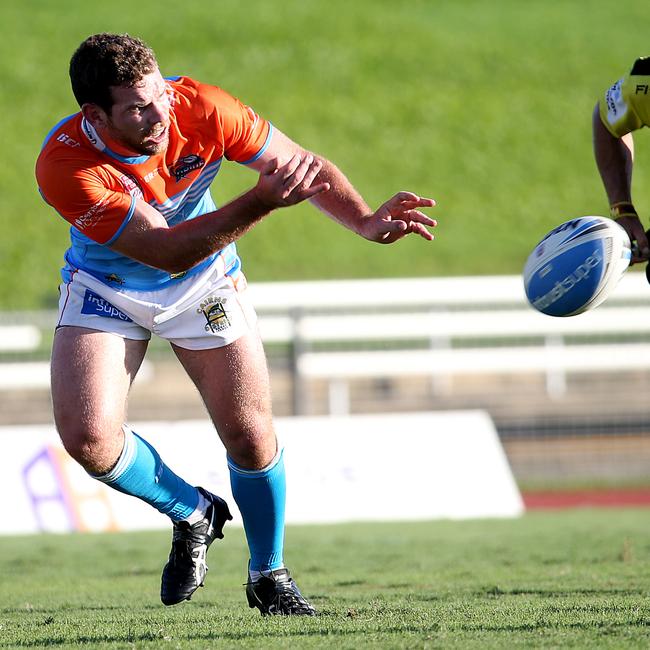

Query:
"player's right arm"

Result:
[[110, 154, 328, 274], [38, 152, 327, 275]]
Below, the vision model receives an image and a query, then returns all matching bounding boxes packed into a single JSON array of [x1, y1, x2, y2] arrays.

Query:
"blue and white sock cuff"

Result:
[[227, 446, 284, 477], [93, 425, 137, 483]]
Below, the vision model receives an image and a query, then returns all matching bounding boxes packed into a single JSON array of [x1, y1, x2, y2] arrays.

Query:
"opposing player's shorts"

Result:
[[56, 261, 257, 350]]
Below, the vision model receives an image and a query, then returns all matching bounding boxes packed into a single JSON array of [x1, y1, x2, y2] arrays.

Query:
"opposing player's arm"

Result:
[[592, 104, 648, 261], [109, 154, 327, 274], [246, 128, 437, 244], [592, 103, 635, 207]]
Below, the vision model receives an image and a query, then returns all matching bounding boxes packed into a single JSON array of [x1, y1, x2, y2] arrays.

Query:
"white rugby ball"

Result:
[[523, 216, 631, 317]]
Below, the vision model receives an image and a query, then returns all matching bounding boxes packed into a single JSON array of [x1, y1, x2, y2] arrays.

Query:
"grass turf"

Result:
[[1, 510, 649, 648]]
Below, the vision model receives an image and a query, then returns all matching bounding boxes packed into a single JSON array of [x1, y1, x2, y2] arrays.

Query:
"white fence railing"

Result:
[[2, 272, 650, 414]]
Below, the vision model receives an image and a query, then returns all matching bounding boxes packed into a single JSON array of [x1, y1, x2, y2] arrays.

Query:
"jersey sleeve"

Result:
[[35, 155, 135, 245], [197, 83, 272, 164], [598, 57, 650, 137]]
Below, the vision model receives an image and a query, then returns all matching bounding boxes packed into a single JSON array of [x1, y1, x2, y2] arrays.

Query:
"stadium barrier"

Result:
[[246, 272, 650, 415], [1, 272, 649, 410], [0, 412, 523, 534]]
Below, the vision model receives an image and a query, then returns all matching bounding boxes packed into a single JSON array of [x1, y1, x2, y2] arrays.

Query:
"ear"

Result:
[[81, 103, 110, 129]]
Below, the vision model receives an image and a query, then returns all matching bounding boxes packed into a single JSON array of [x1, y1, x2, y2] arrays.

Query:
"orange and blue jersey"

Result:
[[35, 76, 272, 290]]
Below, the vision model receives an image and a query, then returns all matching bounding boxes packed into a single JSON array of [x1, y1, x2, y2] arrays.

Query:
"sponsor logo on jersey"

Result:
[[119, 174, 144, 199], [635, 84, 649, 95], [170, 154, 205, 182], [56, 133, 80, 148], [104, 273, 125, 285], [75, 192, 110, 231], [197, 296, 230, 333], [81, 289, 132, 321], [144, 168, 161, 183], [605, 79, 628, 125]]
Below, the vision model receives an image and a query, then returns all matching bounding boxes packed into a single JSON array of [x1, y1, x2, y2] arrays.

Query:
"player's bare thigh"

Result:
[[172, 329, 275, 470], [51, 326, 148, 474]]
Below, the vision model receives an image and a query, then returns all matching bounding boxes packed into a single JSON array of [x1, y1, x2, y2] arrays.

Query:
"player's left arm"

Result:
[[246, 128, 437, 244], [593, 61, 650, 261], [592, 103, 634, 206]]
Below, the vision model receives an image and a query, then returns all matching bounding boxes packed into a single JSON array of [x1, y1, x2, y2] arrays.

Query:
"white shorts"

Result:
[[56, 263, 258, 350]]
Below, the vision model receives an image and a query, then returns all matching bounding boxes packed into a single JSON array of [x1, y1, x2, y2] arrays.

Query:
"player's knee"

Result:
[[226, 421, 277, 470], [56, 419, 124, 474]]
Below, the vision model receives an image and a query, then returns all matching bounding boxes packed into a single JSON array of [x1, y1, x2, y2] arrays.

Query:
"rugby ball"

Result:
[[523, 216, 631, 317]]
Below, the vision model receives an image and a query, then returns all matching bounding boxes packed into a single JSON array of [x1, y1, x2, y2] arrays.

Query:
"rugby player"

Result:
[[35, 33, 436, 616]]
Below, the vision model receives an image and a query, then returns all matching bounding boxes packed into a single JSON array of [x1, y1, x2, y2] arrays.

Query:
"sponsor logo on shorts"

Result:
[[81, 289, 132, 322], [197, 296, 230, 333], [170, 154, 205, 182]]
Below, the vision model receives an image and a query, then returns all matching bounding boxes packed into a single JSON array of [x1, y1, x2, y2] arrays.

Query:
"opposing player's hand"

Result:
[[616, 215, 650, 264], [360, 192, 437, 244], [253, 154, 330, 209]]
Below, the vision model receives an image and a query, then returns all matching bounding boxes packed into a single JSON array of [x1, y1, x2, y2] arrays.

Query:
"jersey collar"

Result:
[[81, 118, 150, 165]]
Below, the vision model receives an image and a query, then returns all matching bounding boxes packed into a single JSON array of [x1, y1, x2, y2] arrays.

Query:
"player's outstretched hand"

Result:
[[360, 192, 437, 244], [254, 154, 330, 209]]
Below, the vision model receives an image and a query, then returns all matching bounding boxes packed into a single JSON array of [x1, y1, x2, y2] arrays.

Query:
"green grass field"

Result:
[[1, 510, 650, 648], [1, 0, 650, 309]]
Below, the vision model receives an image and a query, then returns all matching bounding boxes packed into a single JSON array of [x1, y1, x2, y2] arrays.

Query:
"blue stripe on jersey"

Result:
[[40, 113, 77, 150], [102, 148, 150, 165], [240, 123, 274, 165]]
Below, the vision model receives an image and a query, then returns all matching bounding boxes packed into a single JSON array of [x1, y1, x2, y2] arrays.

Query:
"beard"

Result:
[[106, 121, 169, 156]]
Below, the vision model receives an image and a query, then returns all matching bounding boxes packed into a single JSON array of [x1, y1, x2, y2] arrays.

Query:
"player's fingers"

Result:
[[282, 154, 314, 196], [636, 229, 650, 259], [408, 221, 435, 241], [299, 181, 331, 201], [403, 210, 437, 227], [278, 154, 302, 181], [283, 157, 325, 199], [400, 197, 436, 210], [389, 191, 420, 205], [301, 157, 323, 186], [379, 219, 408, 240]]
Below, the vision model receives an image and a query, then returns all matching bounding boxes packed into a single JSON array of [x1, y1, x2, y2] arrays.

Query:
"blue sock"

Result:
[[228, 448, 286, 573], [93, 426, 199, 521]]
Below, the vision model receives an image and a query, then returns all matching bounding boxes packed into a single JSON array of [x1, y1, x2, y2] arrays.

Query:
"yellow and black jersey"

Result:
[[599, 57, 650, 137]]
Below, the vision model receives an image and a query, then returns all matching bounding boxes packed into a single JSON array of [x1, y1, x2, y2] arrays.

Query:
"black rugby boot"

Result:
[[160, 488, 232, 606], [246, 567, 316, 616]]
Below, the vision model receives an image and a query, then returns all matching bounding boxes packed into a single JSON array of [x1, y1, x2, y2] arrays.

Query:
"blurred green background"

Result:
[[1, 0, 648, 309]]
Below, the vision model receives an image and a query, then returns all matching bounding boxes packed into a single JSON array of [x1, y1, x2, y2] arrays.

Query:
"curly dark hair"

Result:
[[69, 33, 158, 112]]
